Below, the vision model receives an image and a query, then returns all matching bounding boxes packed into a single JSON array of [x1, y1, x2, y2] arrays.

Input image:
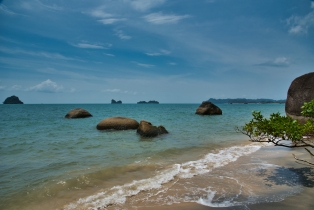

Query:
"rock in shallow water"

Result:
[[65, 108, 92, 118], [97, 117, 139, 130], [195, 101, 222, 115], [137, 120, 168, 137]]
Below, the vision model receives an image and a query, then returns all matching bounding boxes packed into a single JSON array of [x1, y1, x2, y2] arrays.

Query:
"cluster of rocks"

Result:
[[64, 109, 168, 137], [64, 100, 224, 137]]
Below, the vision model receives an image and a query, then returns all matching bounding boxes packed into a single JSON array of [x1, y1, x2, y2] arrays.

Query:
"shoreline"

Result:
[[141, 145, 314, 210]]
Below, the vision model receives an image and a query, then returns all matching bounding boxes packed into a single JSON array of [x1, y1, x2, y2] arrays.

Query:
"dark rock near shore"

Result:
[[97, 117, 139, 130], [195, 101, 222, 115], [111, 99, 122, 104], [3, 95, 23, 104], [137, 100, 159, 104], [285, 72, 314, 123], [65, 108, 92, 118], [137, 120, 168, 137]]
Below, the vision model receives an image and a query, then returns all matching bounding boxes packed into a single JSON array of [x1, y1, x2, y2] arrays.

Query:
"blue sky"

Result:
[[1, 0, 314, 104]]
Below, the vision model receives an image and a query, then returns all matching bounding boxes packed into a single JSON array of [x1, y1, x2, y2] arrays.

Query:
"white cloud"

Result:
[[26, 79, 64, 93], [168, 62, 177, 65], [130, 0, 166, 12], [132, 61, 154, 68], [8, 85, 22, 90], [286, 5, 314, 35], [104, 53, 115, 57], [145, 49, 171, 56], [143, 12, 190, 24], [73, 42, 111, 49], [0, 47, 78, 61], [0, 86, 6, 90], [98, 18, 125, 25], [21, 0, 63, 11], [114, 30, 132, 40], [256, 57, 290, 67], [88, 6, 112, 18], [0, 4, 17, 15]]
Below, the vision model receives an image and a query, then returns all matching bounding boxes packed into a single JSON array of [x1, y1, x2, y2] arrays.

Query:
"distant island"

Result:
[[137, 100, 159, 104], [111, 99, 122, 104], [207, 98, 286, 104], [3, 95, 24, 104]]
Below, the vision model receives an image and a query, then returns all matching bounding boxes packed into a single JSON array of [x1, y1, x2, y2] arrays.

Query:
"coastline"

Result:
[[141, 145, 314, 210]]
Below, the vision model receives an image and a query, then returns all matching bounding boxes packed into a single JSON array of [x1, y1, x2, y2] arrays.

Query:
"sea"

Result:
[[0, 103, 303, 210]]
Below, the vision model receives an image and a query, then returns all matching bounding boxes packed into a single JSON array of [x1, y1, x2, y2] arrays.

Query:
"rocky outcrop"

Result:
[[97, 117, 139, 130], [137, 100, 159, 104], [65, 108, 92, 118], [111, 99, 122, 104], [137, 120, 168, 137], [3, 95, 23, 104], [285, 72, 314, 123], [195, 101, 222, 115]]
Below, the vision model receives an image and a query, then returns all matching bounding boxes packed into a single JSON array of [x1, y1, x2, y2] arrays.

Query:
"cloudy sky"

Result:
[[1, 0, 314, 104]]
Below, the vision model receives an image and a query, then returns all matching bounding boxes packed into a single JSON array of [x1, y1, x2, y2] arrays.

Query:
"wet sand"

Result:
[[123, 145, 314, 210]]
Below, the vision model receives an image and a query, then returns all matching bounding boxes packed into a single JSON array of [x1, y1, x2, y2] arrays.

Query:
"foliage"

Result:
[[237, 111, 314, 147], [301, 99, 314, 118], [236, 100, 314, 165]]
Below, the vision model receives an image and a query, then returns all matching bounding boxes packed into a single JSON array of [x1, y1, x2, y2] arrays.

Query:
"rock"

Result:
[[111, 99, 122, 104], [65, 108, 92, 118], [97, 117, 139, 130], [137, 120, 168, 137], [285, 72, 314, 123], [195, 101, 222, 115], [3, 95, 23, 104]]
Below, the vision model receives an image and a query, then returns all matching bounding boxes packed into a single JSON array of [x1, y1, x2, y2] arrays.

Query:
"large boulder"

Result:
[[285, 72, 314, 123], [65, 108, 92, 118], [3, 95, 23, 104], [97, 117, 139, 130], [137, 120, 168, 137], [195, 101, 222, 115]]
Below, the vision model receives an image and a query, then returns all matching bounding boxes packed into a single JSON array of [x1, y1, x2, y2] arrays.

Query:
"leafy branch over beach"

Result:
[[236, 99, 314, 165]]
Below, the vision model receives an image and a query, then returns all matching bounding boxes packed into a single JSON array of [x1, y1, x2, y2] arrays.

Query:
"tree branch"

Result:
[[292, 154, 314, 166]]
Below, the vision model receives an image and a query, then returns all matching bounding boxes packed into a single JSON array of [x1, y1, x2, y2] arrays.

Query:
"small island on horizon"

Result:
[[137, 100, 159, 104], [111, 99, 122, 104], [3, 95, 24, 104]]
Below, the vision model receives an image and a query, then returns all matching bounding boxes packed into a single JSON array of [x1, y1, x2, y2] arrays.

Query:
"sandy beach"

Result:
[[110, 145, 314, 210]]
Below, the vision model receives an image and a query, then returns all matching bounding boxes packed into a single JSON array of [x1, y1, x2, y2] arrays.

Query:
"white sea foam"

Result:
[[64, 144, 262, 210]]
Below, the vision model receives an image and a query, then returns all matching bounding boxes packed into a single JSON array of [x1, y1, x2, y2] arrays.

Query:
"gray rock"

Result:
[[97, 117, 139, 130], [285, 72, 314, 123], [65, 108, 92, 118], [195, 101, 222, 115]]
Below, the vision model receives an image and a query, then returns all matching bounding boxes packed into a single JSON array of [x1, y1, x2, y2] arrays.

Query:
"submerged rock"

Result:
[[97, 117, 139, 130], [3, 95, 23, 104], [285, 72, 314, 123], [195, 101, 222, 115], [65, 108, 92, 118], [137, 120, 168, 137]]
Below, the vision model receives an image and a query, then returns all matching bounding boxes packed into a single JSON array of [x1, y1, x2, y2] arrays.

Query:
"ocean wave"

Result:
[[64, 144, 262, 210]]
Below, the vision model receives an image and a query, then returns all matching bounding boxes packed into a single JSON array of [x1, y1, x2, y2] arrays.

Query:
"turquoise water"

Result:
[[0, 103, 286, 209]]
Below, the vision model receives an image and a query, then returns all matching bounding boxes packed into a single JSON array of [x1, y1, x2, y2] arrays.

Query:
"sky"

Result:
[[0, 0, 314, 104]]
